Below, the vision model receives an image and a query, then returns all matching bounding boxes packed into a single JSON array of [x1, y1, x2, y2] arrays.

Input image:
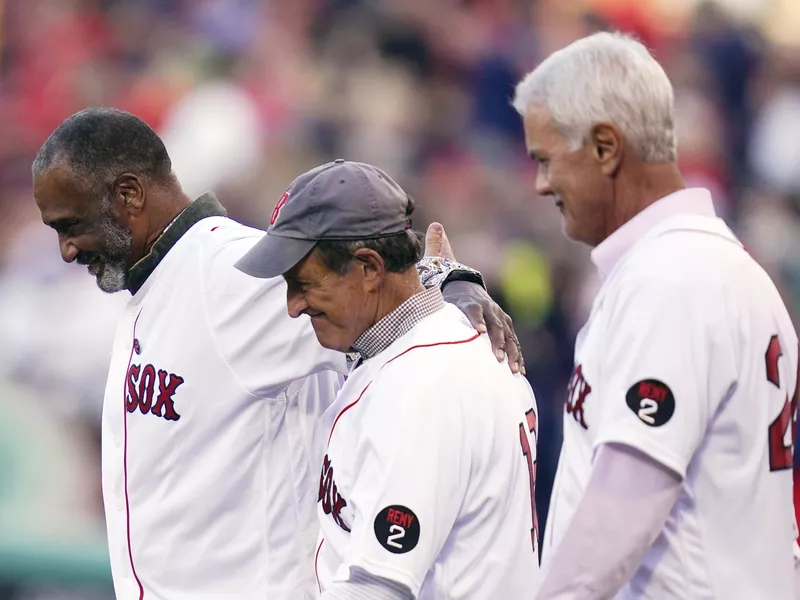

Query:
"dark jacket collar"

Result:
[[127, 192, 227, 295]]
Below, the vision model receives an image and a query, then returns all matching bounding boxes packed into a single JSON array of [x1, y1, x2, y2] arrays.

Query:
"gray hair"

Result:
[[32, 107, 172, 196], [313, 231, 423, 275], [513, 32, 677, 163]]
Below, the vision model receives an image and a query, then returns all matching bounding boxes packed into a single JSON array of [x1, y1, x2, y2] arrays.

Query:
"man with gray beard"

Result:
[[73, 195, 132, 292], [31, 107, 523, 599]]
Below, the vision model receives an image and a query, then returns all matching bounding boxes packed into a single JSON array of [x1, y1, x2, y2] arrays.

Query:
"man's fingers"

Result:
[[463, 303, 487, 334], [502, 314, 524, 374], [424, 222, 445, 257], [424, 222, 457, 260], [439, 225, 455, 260], [505, 334, 521, 373], [443, 282, 521, 370], [486, 311, 507, 361]]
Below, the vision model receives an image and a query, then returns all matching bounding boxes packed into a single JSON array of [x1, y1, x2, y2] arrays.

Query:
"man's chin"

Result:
[[313, 334, 350, 353], [561, 216, 586, 246], [95, 264, 128, 294], [310, 321, 352, 353]]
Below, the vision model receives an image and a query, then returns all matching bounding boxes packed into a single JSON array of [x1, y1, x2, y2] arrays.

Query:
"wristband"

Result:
[[416, 256, 486, 290]]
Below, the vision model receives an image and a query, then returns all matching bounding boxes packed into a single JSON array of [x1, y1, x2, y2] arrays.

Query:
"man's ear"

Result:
[[590, 123, 624, 177], [114, 174, 145, 215], [352, 248, 386, 291]]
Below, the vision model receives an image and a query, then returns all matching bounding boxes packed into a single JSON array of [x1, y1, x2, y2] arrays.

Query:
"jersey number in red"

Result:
[[765, 335, 799, 471], [519, 409, 538, 552]]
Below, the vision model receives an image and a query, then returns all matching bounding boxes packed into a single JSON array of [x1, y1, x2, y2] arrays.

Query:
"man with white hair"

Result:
[[514, 32, 799, 598]]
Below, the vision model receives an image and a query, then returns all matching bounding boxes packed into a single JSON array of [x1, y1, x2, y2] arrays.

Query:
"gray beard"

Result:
[[96, 257, 129, 294], [93, 202, 133, 294]]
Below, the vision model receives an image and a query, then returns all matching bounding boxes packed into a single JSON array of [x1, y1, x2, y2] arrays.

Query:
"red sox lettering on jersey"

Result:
[[565, 364, 591, 429], [125, 340, 185, 420], [319, 454, 350, 532]]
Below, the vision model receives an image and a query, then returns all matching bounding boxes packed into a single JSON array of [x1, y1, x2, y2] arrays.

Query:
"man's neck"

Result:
[[350, 272, 435, 361], [125, 191, 227, 295], [372, 273, 426, 326], [603, 162, 685, 244], [141, 192, 192, 257]]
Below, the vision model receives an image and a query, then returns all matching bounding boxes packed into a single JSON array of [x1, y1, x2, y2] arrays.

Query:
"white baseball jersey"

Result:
[[102, 203, 347, 599], [543, 188, 798, 599], [315, 303, 539, 599]]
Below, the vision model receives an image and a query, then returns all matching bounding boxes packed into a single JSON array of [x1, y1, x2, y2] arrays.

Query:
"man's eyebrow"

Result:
[[283, 272, 305, 284], [44, 217, 79, 231], [528, 148, 544, 160]]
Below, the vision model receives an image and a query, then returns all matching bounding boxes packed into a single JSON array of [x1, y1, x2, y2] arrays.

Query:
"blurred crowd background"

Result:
[[2, 0, 800, 597]]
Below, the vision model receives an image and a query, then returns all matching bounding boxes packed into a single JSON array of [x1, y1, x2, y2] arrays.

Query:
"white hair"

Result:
[[513, 32, 677, 163]]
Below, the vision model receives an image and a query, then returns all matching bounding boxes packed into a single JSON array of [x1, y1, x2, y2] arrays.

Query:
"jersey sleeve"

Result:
[[591, 274, 717, 479], [201, 234, 347, 398], [333, 370, 471, 595]]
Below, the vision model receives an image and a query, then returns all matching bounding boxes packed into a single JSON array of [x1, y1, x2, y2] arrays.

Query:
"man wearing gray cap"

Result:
[[237, 160, 540, 600]]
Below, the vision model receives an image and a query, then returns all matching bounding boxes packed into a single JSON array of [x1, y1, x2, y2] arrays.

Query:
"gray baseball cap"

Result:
[[235, 159, 412, 279]]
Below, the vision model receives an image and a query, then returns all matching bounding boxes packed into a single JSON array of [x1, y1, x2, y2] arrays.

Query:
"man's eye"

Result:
[[57, 221, 80, 235]]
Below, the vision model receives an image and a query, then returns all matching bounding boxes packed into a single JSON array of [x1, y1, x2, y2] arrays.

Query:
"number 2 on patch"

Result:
[[519, 409, 538, 554], [638, 398, 658, 425], [387, 524, 405, 549]]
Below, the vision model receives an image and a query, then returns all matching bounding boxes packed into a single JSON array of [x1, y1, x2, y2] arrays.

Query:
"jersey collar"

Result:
[[127, 192, 227, 295], [590, 187, 717, 279], [351, 286, 445, 361]]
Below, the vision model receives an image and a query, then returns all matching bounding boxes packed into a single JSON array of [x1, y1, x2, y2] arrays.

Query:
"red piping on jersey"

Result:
[[384, 333, 480, 366], [314, 538, 324, 594], [328, 383, 372, 445], [326, 333, 481, 445], [123, 309, 145, 599]]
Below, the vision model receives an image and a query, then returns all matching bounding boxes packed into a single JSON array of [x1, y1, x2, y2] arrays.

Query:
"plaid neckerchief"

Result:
[[351, 286, 445, 363]]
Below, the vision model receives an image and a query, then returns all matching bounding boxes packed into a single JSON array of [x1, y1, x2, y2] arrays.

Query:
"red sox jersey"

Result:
[[315, 303, 539, 599], [102, 208, 347, 599], [544, 189, 798, 599]]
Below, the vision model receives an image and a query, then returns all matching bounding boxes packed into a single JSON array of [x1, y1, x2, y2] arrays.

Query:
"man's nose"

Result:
[[535, 168, 552, 197], [287, 288, 309, 319], [59, 237, 79, 263]]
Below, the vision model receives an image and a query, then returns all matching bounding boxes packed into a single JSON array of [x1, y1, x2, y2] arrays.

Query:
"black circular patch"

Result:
[[374, 505, 420, 554], [626, 379, 675, 427]]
